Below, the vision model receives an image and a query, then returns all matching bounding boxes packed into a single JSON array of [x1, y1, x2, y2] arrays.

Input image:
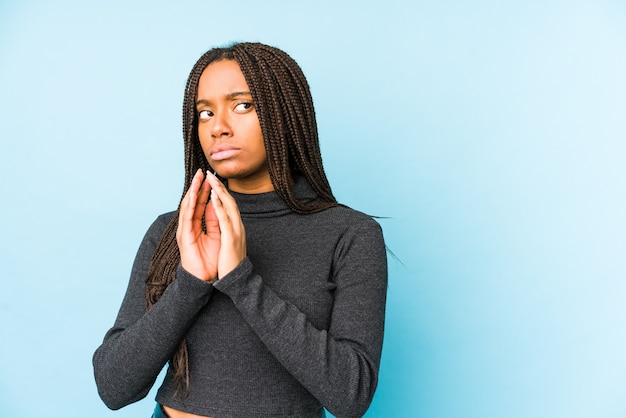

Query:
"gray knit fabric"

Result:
[[93, 177, 387, 418]]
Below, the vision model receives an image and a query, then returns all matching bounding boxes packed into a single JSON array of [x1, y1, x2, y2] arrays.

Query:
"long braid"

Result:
[[144, 42, 337, 399], [235, 44, 336, 211]]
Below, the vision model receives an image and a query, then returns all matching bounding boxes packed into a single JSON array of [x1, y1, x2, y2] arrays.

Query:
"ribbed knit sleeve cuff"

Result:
[[169, 264, 216, 307], [212, 258, 253, 296]]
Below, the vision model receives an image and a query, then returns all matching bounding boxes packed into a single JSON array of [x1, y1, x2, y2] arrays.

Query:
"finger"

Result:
[[205, 170, 228, 195], [205, 172, 246, 252], [208, 186, 246, 279], [205, 172, 232, 220], [205, 172, 242, 225], [179, 169, 203, 234], [209, 188, 231, 229], [191, 173, 210, 224], [204, 196, 220, 238], [210, 187, 246, 256]]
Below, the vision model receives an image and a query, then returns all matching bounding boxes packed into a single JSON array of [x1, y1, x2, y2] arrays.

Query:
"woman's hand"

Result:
[[204, 171, 247, 279], [177, 169, 220, 281], [176, 169, 246, 281]]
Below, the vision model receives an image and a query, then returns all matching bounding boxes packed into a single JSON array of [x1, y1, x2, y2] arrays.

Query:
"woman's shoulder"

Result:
[[316, 204, 383, 233], [143, 210, 177, 240], [318, 205, 387, 255], [154, 210, 177, 225]]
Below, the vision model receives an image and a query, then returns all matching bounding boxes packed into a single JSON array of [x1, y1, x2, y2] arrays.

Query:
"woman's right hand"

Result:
[[176, 169, 221, 281]]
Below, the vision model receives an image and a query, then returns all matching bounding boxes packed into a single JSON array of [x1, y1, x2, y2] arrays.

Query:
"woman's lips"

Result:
[[211, 148, 239, 161]]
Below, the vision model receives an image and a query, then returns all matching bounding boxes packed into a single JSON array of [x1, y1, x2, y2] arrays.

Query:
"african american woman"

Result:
[[93, 42, 387, 418]]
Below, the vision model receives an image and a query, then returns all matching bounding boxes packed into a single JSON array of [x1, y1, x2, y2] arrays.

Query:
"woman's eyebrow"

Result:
[[227, 91, 252, 99], [196, 91, 252, 107]]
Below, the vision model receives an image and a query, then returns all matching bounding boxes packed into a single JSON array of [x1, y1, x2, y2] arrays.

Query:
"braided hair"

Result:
[[145, 42, 337, 397]]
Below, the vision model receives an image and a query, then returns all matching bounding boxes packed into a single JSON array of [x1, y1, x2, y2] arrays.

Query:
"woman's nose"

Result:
[[211, 111, 232, 138]]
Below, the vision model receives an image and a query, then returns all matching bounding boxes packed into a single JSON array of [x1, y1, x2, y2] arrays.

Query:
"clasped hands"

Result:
[[176, 169, 246, 282]]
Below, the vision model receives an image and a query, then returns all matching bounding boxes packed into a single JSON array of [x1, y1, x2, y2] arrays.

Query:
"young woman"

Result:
[[93, 42, 387, 418]]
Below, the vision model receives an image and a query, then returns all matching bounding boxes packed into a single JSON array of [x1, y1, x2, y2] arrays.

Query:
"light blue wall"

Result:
[[1, 1, 625, 417]]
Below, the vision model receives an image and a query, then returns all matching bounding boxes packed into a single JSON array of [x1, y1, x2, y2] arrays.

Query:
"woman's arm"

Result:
[[214, 219, 388, 418], [92, 214, 215, 410], [204, 173, 388, 417]]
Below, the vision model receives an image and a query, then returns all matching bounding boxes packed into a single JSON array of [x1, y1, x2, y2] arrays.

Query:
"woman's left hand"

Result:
[[205, 171, 247, 279]]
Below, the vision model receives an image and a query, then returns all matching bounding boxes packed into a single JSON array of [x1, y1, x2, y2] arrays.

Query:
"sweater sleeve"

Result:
[[92, 214, 215, 410], [213, 217, 388, 418]]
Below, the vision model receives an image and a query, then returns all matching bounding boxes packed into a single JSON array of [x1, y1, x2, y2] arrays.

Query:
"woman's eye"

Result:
[[234, 102, 253, 112], [198, 110, 213, 120]]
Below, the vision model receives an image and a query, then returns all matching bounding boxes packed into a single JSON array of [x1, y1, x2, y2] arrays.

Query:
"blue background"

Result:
[[1, 1, 625, 417]]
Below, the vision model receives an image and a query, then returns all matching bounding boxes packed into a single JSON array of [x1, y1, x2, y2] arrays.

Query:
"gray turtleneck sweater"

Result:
[[93, 177, 387, 418]]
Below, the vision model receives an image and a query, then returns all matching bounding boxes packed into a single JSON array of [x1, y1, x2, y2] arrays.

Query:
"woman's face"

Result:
[[196, 59, 272, 193]]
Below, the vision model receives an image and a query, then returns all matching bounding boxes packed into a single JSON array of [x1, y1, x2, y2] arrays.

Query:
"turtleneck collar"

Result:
[[229, 176, 319, 218]]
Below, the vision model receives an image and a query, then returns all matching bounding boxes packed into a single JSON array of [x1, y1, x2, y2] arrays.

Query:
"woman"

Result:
[[93, 42, 387, 418]]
